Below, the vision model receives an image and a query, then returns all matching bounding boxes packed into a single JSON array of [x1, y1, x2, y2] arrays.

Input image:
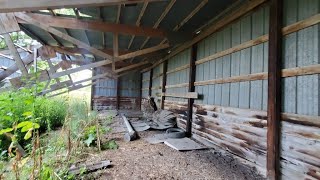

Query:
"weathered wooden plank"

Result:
[[15, 13, 114, 60], [1, 34, 28, 75], [194, 64, 320, 86], [0, 0, 164, 13], [0, 13, 20, 34], [267, 0, 283, 178]]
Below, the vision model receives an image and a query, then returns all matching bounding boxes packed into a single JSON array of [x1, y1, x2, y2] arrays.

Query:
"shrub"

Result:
[[0, 88, 67, 153]]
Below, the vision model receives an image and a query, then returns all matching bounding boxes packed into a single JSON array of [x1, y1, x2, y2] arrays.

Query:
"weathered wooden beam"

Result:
[[16, 13, 166, 38], [15, 13, 114, 60], [1, 34, 28, 75], [51, 60, 112, 79], [116, 78, 120, 110], [267, 0, 283, 179], [113, 33, 119, 71], [127, 2, 148, 49], [0, 47, 40, 81], [140, 0, 176, 49], [143, 0, 267, 73], [42, 72, 113, 95], [162, 92, 197, 99], [160, 61, 167, 109], [119, 43, 169, 60], [48, 81, 98, 98], [115, 61, 149, 73], [193, 64, 320, 86], [52, 46, 131, 56], [148, 68, 153, 96], [186, 44, 197, 137], [0, 0, 165, 13]]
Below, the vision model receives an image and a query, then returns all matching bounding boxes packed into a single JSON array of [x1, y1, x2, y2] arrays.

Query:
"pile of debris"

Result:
[[121, 96, 207, 151]]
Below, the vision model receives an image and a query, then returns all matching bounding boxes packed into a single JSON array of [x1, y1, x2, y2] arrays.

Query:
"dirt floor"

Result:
[[82, 112, 265, 180]]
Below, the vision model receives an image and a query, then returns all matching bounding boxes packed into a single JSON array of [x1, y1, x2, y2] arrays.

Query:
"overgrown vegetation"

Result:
[[0, 85, 116, 179]]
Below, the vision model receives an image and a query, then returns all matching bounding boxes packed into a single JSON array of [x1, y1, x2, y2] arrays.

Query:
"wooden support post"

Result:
[[186, 45, 197, 137], [90, 68, 96, 110], [139, 73, 143, 110], [267, 0, 283, 179], [116, 77, 120, 110], [161, 61, 167, 109], [148, 69, 153, 96]]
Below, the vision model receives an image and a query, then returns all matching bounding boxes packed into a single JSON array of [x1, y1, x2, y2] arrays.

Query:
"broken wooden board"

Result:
[[69, 160, 111, 175], [164, 138, 207, 151], [130, 121, 150, 132], [37, 45, 56, 59], [59, 60, 72, 70], [9, 70, 50, 88], [145, 129, 186, 144], [0, 13, 20, 34]]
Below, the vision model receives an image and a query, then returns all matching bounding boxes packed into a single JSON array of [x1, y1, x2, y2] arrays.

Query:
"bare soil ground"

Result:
[[81, 113, 265, 180]]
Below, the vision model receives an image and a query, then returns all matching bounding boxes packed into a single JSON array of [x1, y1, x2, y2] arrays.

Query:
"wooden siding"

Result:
[[158, 0, 320, 178]]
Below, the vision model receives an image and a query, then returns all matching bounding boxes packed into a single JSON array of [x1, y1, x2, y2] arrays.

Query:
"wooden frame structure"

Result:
[[0, 1, 319, 179]]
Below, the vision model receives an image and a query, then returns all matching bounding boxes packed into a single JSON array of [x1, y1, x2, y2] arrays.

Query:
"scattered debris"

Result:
[[145, 127, 186, 144], [147, 110, 177, 130], [164, 138, 207, 151], [130, 121, 150, 132], [69, 160, 111, 175], [121, 113, 137, 142]]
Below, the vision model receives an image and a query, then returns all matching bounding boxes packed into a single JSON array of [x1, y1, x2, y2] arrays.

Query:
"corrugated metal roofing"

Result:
[[21, 0, 239, 65]]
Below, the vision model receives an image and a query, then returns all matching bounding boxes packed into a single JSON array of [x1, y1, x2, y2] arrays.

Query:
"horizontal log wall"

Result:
[[159, 0, 320, 179]]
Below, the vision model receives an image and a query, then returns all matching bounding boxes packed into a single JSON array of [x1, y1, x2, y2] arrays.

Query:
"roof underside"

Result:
[[21, 0, 239, 65]]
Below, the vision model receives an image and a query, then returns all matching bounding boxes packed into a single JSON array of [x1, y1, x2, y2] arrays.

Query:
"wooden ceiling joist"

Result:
[[159, 0, 208, 45], [52, 47, 130, 56], [127, 1, 148, 49], [16, 13, 167, 38], [15, 12, 114, 61], [140, 0, 176, 49], [115, 61, 149, 73], [0, 0, 165, 13], [118, 43, 169, 60]]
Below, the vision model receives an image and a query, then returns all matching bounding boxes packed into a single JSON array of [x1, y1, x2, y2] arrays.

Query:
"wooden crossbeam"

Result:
[[159, 0, 208, 45], [127, 2, 148, 49], [1, 34, 28, 75], [15, 13, 114, 60], [115, 61, 149, 73], [42, 72, 114, 95], [118, 43, 169, 60], [52, 46, 131, 56], [139, 0, 176, 49], [16, 13, 166, 38], [0, 0, 165, 13]]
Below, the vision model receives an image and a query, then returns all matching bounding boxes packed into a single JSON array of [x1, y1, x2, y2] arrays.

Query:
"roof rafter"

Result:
[[127, 1, 148, 49], [139, 0, 176, 49], [16, 13, 167, 38], [159, 0, 208, 44], [0, 0, 166, 13], [15, 12, 114, 61]]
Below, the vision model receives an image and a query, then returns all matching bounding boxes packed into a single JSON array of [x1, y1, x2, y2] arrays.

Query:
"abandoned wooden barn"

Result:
[[0, 0, 319, 179]]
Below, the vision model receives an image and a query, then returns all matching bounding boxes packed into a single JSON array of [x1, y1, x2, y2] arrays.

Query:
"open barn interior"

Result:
[[0, 0, 319, 179]]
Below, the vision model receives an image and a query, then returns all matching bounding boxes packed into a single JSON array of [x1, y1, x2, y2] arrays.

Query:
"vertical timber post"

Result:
[[116, 77, 120, 110], [149, 69, 153, 96], [267, 0, 283, 179], [186, 45, 197, 137], [161, 61, 168, 109], [90, 68, 96, 110], [139, 73, 143, 110]]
